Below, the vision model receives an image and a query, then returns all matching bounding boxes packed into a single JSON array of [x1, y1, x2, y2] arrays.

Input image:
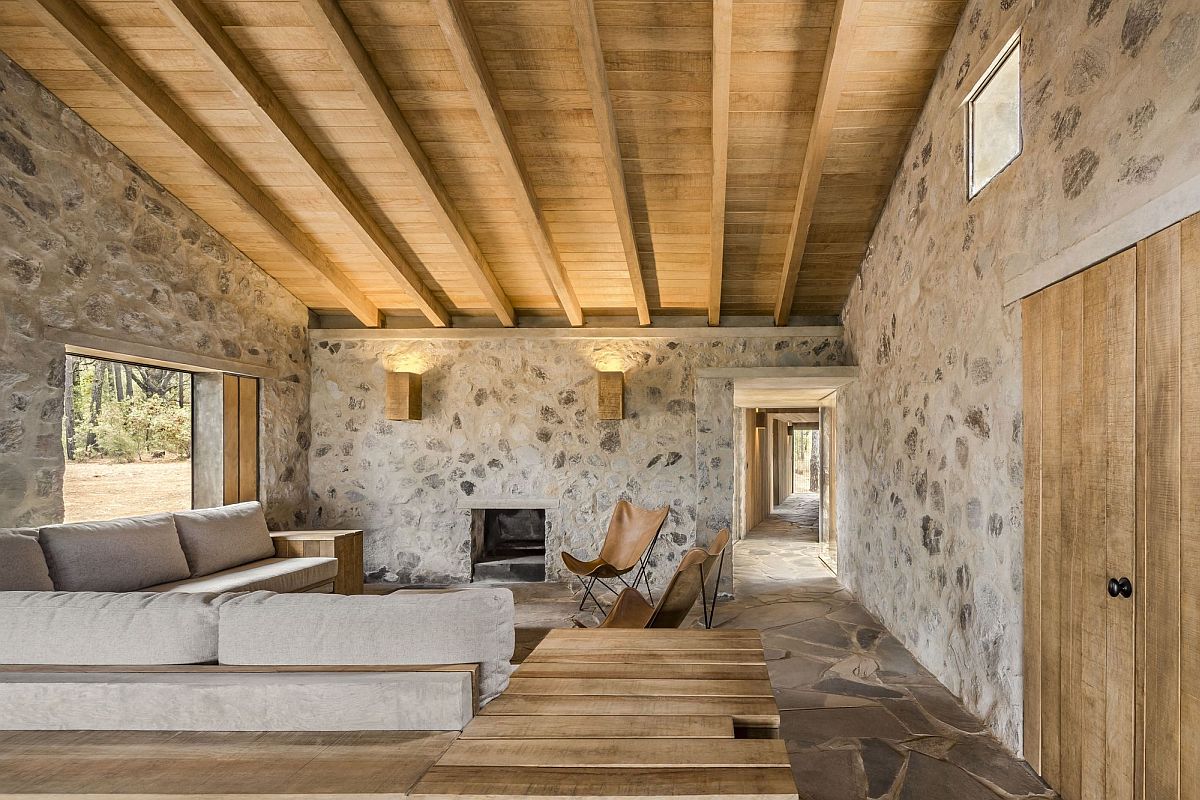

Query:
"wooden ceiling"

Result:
[[0, 0, 964, 327]]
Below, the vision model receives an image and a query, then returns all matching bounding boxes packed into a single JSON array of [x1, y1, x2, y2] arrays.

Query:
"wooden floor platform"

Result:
[[0, 629, 795, 799], [409, 628, 798, 800]]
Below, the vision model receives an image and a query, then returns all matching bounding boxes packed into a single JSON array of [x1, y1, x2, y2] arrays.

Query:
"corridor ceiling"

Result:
[[1, 0, 965, 326]]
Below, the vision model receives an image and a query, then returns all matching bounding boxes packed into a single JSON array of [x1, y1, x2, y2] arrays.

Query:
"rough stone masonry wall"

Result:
[[308, 333, 844, 588], [836, 0, 1200, 753], [0, 54, 311, 528]]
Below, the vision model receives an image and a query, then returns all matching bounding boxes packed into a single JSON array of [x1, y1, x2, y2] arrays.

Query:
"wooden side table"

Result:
[[271, 530, 364, 595]]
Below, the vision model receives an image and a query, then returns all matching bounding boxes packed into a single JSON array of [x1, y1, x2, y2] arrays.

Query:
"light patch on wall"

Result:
[[384, 350, 431, 374]]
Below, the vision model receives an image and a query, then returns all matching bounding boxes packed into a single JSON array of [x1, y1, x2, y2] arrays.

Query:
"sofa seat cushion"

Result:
[[0, 529, 52, 591], [37, 513, 191, 592], [218, 589, 516, 702], [173, 502, 275, 577], [143, 557, 337, 594], [0, 591, 225, 665]]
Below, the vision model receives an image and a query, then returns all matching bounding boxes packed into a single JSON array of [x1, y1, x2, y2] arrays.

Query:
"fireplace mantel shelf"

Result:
[[457, 497, 560, 510]]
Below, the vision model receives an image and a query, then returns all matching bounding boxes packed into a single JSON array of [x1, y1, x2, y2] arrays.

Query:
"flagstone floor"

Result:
[[509, 493, 1054, 800]]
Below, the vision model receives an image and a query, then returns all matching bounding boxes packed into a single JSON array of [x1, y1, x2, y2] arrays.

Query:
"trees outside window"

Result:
[[62, 356, 193, 521]]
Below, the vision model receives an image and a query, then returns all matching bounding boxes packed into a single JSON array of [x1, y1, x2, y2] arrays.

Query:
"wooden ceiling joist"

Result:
[[568, 0, 650, 327], [294, 0, 516, 328], [155, 0, 450, 328], [429, 0, 585, 328], [708, 0, 732, 327], [20, 0, 382, 328], [773, 0, 865, 326]]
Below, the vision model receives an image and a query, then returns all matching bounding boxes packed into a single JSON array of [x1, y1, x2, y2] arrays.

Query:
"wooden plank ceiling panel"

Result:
[[469, 0, 635, 316], [783, 0, 965, 317], [2, 0, 966, 325], [594, 0, 711, 314], [721, 0, 827, 316]]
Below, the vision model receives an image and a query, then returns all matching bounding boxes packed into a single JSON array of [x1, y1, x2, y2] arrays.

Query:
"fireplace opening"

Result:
[[470, 508, 546, 582]]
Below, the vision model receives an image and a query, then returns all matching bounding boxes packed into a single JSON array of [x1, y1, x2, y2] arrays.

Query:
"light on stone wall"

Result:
[[597, 370, 624, 420], [386, 371, 422, 421]]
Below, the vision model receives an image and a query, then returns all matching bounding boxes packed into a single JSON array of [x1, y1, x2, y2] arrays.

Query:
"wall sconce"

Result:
[[755, 410, 767, 429], [597, 370, 624, 420], [386, 371, 422, 421]]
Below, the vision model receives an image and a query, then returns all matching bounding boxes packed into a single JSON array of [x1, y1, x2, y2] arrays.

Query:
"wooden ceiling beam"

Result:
[[430, 0, 584, 327], [156, 0, 451, 328], [708, 0, 732, 327], [21, 0, 382, 328], [294, 0, 515, 328], [568, 0, 650, 327], [773, 0, 864, 326]]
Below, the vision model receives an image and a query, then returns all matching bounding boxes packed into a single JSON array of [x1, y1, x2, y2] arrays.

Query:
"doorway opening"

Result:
[[736, 405, 838, 572]]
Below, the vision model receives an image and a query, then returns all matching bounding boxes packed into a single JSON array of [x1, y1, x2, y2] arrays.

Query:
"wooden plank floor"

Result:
[[409, 628, 798, 800]]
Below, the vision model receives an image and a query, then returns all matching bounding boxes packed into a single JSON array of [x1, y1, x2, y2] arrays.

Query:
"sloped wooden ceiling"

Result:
[[0, 0, 964, 327]]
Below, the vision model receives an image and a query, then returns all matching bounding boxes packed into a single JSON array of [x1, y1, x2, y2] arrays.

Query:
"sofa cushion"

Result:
[[0, 529, 53, 591], [172, 502, 275, 577], [0, 591, 226, 665], [218, 588, 516, 702], [143, 557, 337, 594], [38, 513, 191, 592]]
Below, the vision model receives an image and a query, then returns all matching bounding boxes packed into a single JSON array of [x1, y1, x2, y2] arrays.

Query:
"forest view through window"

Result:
[[62, 356, 193, 522]]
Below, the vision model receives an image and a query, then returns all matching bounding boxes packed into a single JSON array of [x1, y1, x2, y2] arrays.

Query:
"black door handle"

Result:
[[1108, 577, 1133, 598]]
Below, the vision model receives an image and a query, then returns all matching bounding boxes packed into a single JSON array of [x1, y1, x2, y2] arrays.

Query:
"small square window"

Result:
[[968, 37, 1021, 198]]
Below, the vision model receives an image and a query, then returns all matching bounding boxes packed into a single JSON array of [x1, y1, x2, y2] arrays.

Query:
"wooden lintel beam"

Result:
[[294, 0, 515, 327], [568, 0, 650, 327], [22, 0, 381, 327], [709, 0, 732, 327], [430, 0, 584, 327], [157, 0, 451, 328], [773, 0, 864, 326]]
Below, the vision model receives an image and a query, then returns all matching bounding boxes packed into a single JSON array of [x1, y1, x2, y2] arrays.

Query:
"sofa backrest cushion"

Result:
[[172, 502, 275, 577], [218, 588, 516, 702], [38, 513, 191, 592], [0, 591, 227, 665], [0, 529, 53, 591]]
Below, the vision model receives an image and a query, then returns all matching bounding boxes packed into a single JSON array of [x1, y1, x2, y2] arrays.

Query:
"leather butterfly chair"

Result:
[[598, 547, 709, 629], [698, 528, 731, 629], [562, 501, 669, 614]]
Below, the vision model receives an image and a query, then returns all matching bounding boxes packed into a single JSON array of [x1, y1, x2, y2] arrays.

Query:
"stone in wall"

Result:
[[836, 0, 1200, 754], [0, 55, 311, 528], [307, 334, 844, 591]]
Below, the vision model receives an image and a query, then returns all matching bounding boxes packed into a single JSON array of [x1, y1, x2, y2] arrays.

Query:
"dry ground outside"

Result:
[[63, 461, 192, 522]]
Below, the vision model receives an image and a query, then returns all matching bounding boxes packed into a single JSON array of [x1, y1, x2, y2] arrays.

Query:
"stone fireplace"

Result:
[[465, 501, 552, 582]]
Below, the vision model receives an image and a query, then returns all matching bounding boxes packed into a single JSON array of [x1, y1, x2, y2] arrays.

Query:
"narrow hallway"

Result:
[[717, 496, 1052, 800]]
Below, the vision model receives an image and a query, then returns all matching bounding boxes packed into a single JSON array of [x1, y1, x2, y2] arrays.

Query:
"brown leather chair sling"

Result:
[[561, 500, 669, 614], [600, 527, 729, 633]]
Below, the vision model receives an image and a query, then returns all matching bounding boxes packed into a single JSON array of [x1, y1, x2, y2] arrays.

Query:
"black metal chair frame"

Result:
[[577, 530, 662, 616], [698, 548, 726, 629]]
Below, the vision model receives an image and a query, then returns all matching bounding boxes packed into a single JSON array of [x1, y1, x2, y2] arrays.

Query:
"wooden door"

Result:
[[1135, 216, 1200, 800], [1022, 248, 1136, 800], [1023, 210, 1200, 800]]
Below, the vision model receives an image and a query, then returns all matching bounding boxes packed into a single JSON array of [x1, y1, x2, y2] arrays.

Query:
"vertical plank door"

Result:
[[1021, 250, 1136, 800]]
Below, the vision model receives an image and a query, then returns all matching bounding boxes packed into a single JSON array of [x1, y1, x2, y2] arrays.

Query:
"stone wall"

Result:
[[307, 332, 844, 588], [836, 0, 1200, 752], [0, 54, 311, 528]]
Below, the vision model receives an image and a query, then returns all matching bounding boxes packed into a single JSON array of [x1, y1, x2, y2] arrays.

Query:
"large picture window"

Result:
[[62, 356, 193, 522]]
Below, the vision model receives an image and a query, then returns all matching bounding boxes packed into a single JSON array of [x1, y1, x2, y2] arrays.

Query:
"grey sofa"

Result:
[[0, 505, 517, 731], [0, 588, 515, 730], [0, 502, 337, 594]]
